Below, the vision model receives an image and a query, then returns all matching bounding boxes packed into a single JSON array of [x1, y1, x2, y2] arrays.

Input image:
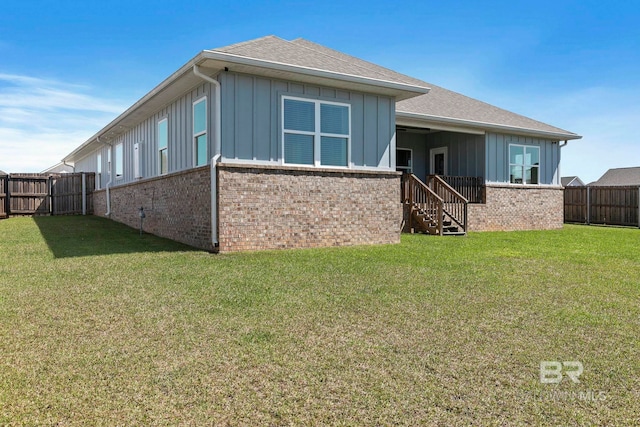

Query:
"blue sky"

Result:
[[1, 0, 639, 182]]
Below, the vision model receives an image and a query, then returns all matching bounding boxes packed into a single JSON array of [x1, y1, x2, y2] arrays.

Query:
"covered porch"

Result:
[[395, 127, 486, 204]]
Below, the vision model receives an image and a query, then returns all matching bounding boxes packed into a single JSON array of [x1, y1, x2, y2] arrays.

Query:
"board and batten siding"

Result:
[[396, 131, 485, 181], [220, 72, 396, 169], [485, 133, 560, 185], [74, 82, 219, 187], [424, 131, 485, 178]]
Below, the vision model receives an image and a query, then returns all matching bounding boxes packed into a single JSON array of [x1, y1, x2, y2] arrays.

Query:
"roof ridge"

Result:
[[212, 35, 282, 53], [605, 166, 640, 170]]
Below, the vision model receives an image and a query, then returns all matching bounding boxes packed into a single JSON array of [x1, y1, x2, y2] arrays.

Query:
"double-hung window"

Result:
[[509, 144, 540, 184], [115, 142, 123, 179], [158, 118, 168, 175], [282, 96, 350, 167], [193, 97, 207, 167]]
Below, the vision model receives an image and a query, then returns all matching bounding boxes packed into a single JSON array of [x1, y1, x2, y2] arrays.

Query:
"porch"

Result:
[[396, 127, 486, 235], [396, 127, 486, 204]]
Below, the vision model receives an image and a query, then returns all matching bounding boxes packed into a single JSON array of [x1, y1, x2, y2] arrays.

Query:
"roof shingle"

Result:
[[592, 167, 640, 186], [212, 36, 578, 139]]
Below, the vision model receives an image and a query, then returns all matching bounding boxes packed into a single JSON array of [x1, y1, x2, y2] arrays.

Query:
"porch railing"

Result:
[[440, 175, 485, 203], [402, 173, 444, 235], [427, 175, 468, 232]]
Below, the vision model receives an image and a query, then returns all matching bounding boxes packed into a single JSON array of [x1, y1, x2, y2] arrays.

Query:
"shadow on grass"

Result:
[[33, 215, 199, 258]]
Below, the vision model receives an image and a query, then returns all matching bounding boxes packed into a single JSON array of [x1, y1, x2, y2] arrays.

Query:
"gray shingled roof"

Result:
[[213, 36, 579, 139], [591, 167, 640, 186], [561, 176, 585, 186], [213, 36, 426, 88], [397, 84, 578, 137]]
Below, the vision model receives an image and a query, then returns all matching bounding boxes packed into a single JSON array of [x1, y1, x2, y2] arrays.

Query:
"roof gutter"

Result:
[[62, 52, 210, 164], [200, 50, 431, 95], [396, 111, 582, 141], [61, 49, 430, 165]]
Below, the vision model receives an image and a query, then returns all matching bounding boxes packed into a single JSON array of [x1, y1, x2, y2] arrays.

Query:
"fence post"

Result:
[[2, 175, 8, 217], [48, 175, 53, 215], [5, 175, 10, 216], [638, 186, 640, 228], [586, 186, 591, 225], [82, 173, 87, 215]]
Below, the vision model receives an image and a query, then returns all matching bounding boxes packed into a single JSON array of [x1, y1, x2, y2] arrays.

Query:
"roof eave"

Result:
[[396, 111, 582, 141], [63, 50, 431, 164], [199, 50, 430, 101], [63, 52, 212, 163]]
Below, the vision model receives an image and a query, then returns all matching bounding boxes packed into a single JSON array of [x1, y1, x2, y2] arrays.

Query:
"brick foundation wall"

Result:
[[93, 166, 214, 251], [468, 184, 563, 231], [217, 164, 402, 252]]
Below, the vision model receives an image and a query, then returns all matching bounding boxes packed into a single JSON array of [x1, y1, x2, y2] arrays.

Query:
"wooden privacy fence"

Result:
[[0, 173, 94, 218], [564, 186, 640, 227]]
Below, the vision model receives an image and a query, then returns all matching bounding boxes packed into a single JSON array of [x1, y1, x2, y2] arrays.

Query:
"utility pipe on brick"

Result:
[[193, 64, 222, 248]]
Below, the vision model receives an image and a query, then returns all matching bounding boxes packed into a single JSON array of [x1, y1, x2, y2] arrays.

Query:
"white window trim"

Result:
[[115, 142, 123, 180], [429, 146, 448, 176], [281, 95, 352, 168], [396, 147, 413, 174], [193, 96, 207, 167], [509, 143, 540, 185], [96, 153, 102, 190], [158, 117, 168, 175]]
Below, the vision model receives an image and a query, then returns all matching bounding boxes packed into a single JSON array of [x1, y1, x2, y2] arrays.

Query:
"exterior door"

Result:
[[430, 147, 448, 176], [396, 148, 412, 174]]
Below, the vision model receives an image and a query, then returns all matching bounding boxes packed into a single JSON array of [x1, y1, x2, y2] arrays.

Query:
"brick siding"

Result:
[[468, 184, 563, 231], [217, 164, 402, 252], [93, 166, 214, 251]]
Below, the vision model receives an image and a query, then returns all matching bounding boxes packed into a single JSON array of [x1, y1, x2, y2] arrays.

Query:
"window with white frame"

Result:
[[158, 118, 168, 175], [96, 153, 102, 189], [509, 144, 539, 184], [193, 97, 207, 167], [115, 142, 123, 179], [282, 96, 350, 167]]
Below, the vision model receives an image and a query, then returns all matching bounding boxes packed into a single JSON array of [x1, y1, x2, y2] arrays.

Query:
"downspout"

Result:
[[558, 140, 568, 186], [193, 64, 222, 248], [102, 137, 113, 216], [62, 160, 75, 172]]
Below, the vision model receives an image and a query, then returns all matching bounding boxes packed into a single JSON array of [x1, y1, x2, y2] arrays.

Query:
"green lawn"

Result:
[[1, 216, 639, 425]]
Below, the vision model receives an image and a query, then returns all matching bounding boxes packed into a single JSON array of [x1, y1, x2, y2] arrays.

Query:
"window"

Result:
[[115, 142, 123, 179], [158, 118, 168, 174], [509, 144, 539, 184], [282, 96, 350, 167], [193, 97, 207, 167], [396, 148, 412, 174], [96, 153, 101, 189]]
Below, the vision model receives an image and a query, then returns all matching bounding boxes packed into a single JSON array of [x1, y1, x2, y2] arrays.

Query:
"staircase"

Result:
[[402, 174, 468, 236]]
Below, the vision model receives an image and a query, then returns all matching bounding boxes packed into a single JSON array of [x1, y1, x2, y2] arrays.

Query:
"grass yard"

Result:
[[1, 216, 639, 425]]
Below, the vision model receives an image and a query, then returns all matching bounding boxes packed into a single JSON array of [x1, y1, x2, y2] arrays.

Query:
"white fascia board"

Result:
[[63, 52, 213, 163], [200, 50, 431, 97], [396, 111, 582, 141]]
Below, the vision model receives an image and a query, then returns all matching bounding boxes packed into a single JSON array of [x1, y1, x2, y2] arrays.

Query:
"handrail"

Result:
[[428, 175, 468, 233], [404, 173, 444, 234]]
